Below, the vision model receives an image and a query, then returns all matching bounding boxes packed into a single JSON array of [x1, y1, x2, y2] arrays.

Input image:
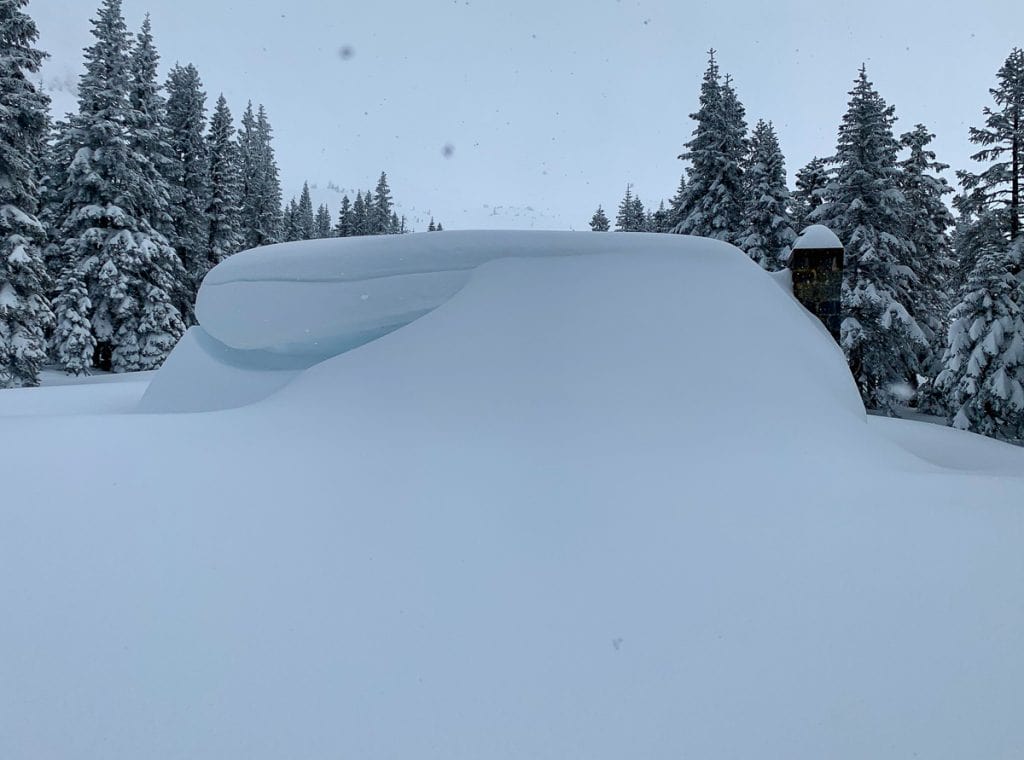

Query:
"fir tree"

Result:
[[936, 216, 1023, 440], [334, 194, 354, 237], [615, 184, 645, 231], [898, 124, 956, 395], [296, 182, 314, 240], [389, 210, 401, 235], [371, 171, 394, 234], [238, 102, 282, 248], [589, 205, 610, 231], [126, 15, 174, 241], [650, 200, 671, 233], [205, 93, 243, 266], [435, 222, 443, 231], [0, 0, 54, 386], [792, 157, 830, 232], [282, 198, 299, 242], [51, 0, 183, 372], [667, 173, 687, 231], [315, 203, 332, 238], [427, 217, 436, 232], [938, 49, 1024, 439], [50, 266, 94, 374], [813, 66, 923, 410], [738, 119, 796, 271], [164, 62, 209, 304], [672, 52, 747, 242], [352, 191, 368, 236]]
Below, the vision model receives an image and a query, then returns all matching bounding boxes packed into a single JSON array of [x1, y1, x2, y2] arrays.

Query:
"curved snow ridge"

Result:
[[195, 231, 736, 355]]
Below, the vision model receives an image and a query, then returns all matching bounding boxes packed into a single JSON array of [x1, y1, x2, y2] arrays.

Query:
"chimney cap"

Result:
[[793, 225, 842, 251]]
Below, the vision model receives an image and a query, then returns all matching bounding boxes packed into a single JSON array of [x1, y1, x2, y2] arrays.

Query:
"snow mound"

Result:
[[196, 230, 730, 356], [793, 223, 843, 250]]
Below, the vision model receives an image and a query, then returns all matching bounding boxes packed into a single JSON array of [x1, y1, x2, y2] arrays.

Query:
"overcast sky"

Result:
[[29, 0, 1024, 231]]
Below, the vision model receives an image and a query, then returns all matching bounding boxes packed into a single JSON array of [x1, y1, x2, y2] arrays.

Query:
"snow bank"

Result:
[[196, 230, 733, 356], [3, 233, 1024, 759]]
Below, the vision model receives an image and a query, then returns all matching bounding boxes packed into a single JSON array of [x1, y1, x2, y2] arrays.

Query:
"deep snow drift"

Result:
[[2, 232, 1023, 759]]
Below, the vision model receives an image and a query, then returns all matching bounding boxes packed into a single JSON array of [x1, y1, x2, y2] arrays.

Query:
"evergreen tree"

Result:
[[435, 222, 443, 231], [205, 93, 243, 267], [50, 266, 94, 374], [936, 216, 1023, 440], [238, 102, 282, 248], [282, 197, 299, 242], [50, 0, 183, 372], [389, 210, 401, 235], [0, 0, 54, 386], [352, 190, 368, 236], [589, 205, 610, 231], [650, 200, 671, 233], [791, 157, 830, 232], [164, 62, 209, 305], [615, 184, 645, 231], [428, 217, 436, 232], [672, 52, 747, 242], [813, 66, 923, 410], [371, 171, 394, 234], [295, 181, 314, 240], [334, 194, 354, 237], [898, 124, 956, 394], [667, 173, 687, 231], [315, 203, 332, 238], [937, 49, 1024, 440], [739, 119, 796, 271], [126, 15, 173, 241], [631, 193, 647, 231]]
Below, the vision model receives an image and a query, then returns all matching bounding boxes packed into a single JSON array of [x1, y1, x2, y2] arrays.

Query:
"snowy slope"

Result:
[[2, 233, 1023, 759]]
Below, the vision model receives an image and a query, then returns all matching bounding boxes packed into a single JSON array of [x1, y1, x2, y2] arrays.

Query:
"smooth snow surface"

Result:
[[793, 223, 843, 250], [196, 230, 728, 356], [0, 371, 152, 416], [2, 233, 1023, 759]]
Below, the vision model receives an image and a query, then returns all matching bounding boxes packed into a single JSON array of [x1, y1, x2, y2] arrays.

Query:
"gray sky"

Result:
[[31, 0, 1023, 231]]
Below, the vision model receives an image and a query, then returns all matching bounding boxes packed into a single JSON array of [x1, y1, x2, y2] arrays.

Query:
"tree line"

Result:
[[0, 0, 422, 385], [591, 50, 1024, 445]]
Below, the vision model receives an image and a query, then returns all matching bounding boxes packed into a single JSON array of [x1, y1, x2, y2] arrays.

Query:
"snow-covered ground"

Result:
[[2, 232, 1023, 759]]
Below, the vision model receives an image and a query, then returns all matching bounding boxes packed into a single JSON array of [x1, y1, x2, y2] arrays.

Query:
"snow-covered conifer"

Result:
[[813, 66, 923, 410], [164, 62, 209, 301], [738, 119, 796, 271], [791, 157, 830, 232], [205, 94, 243, 265], [238, 102, 282, 248], [672, 52, 748, 242], [295, 182, 314, 240], [315, 203, 332, 238], [589, 205, 610, 231], [0, 0, 54, 386], [334, 195, 354, 237], [372, 172, 394, 235]]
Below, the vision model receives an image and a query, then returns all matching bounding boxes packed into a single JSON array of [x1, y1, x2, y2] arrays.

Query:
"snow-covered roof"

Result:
[[792, 224, 842, 251]]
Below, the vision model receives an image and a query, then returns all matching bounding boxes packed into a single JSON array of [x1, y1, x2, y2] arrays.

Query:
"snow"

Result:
[[793, 223, 843, 250], [2, 232, 1023, 759], [196, 230, 733, 355]]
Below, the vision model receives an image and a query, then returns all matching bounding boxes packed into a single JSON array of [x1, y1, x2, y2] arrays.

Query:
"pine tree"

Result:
[[126, 15, 174, 242], [672, 52, 747, 242], [50, 0, 183, 372], [589, 205, 610, 231], [389, 211, 401, 235], [792, 157, 830, 232], [50, 266, 94, 374], [615, 185, 645, 231], [164, 62, 209, 304], [650, 200, 671, 233], [205, 93, 243, 267], [739, 119, 796, 271], [315, 203, 333, 238], [282, 198, 299, 242], [937, 49, 1024, 439], [295, 182, 314, 240], [352, 191, 368, 236], [371, 171, 394, 234], [936, 216, 1023, 440], [428, 217, 436, 232], [0, 0, 54, 386], [813, 66, 924, 410], [238, 102, 282, 248], [334, 194, 354, 237], [631, 193, 647, 231], [435, 222, 443, 231], [667, 173, 687, 231], [898, 124, 955, 395]]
